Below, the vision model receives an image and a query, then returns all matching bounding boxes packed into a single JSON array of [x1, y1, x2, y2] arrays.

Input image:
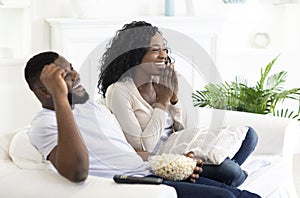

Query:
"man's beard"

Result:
[[67, 92, 89, 106]]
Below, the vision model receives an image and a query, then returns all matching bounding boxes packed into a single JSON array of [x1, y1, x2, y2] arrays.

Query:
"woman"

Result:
[[97, 21, 258, 187]]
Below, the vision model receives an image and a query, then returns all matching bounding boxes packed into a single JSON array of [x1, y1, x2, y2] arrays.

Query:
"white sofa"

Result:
[[194, 108, 300, 198], [0, 107, 299, 198]]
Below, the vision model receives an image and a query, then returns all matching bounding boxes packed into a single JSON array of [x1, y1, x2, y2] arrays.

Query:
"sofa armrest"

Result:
[[187, 107, 300, 158], [0, 160, 177, 198]]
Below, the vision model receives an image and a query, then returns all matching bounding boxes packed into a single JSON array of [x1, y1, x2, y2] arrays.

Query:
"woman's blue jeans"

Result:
[[200, 126, 258, 187], [163, 177, 261, 198]]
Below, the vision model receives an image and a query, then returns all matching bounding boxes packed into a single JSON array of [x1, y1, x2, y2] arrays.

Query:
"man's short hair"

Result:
[[24, 51, 59, 90]]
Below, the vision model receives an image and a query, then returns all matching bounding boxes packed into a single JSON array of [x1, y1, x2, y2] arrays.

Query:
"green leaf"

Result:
[[192, 55, 300, 122], [257, 55, 280, 90]]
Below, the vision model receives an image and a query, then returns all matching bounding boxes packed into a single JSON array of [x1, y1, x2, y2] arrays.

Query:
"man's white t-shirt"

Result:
[[28, 99, 151, 178]]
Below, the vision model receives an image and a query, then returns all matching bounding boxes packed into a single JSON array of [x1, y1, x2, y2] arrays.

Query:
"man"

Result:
[[25, 51, 260, 198]]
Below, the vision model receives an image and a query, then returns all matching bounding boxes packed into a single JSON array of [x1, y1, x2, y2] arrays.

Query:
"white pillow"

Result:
[[0, 132, 16, 160], [155, 126, 248, 165], [9, 126, 48, 169]]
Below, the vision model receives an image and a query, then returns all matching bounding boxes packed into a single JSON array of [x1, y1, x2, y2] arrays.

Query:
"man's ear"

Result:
[[35, 87, 52, 99]]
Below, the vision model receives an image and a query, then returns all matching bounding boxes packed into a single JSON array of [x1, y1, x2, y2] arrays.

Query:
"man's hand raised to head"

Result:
[[40, 62, 89, 183], [40, 63, 68, 99]]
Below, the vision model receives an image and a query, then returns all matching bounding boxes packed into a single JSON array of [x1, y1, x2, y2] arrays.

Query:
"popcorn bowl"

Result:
[[148, 153, 197, 181]]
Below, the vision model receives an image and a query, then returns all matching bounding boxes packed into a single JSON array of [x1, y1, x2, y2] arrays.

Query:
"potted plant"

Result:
[[192, 56, 300, 121]]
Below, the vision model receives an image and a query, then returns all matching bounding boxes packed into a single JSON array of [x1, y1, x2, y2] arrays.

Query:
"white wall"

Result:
[[30, 0, 165, 52], [1, 0, 300, 134], [30, 0, 300, 86], [217, 2, 300, 115]]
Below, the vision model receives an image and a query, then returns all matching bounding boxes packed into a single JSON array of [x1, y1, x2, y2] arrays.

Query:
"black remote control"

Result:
[[113, 175, 163, 185]]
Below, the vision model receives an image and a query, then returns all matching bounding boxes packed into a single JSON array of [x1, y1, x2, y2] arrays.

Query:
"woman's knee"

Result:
[[202, 159, 247, 187], [246, 126, 258, 147], [220, 159, 247, 187], [229, 170, 247, 187]]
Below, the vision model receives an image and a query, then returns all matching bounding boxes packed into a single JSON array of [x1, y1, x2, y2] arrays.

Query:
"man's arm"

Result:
[[41, 64, 89, 182]]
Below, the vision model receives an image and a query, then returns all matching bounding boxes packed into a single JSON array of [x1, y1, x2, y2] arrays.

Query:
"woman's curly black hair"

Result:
[[97, 21, 161, 97]]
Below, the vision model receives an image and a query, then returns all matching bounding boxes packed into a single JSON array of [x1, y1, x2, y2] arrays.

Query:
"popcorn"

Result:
[[148, 154, 197, 181]]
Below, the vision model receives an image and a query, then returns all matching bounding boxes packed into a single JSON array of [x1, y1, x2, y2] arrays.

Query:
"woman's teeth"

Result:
[[155, 62, 165, 67]]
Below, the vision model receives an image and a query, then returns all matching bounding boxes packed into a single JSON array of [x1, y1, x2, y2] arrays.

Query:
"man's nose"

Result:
[[71, 70, 79, 81]]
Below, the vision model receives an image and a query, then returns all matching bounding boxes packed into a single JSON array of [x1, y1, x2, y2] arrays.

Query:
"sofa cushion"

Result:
[[156, 126, 248, 165], [239, 155, 295, 197], [9, 126, 47, 169], [0, 126, 30, 161], [0, 132, 15, 160]]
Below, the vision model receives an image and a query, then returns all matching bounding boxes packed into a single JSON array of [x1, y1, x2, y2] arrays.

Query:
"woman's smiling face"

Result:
[[138, 32, 168, 76]]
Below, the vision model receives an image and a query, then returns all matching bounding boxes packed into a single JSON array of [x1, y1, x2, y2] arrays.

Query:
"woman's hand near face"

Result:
[[153, 66, 175, 109], [169, 63, 178, 105]]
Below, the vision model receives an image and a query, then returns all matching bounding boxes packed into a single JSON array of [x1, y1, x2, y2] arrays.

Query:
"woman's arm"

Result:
[[168, 101, 185, 131], [154, 66, 185, 131], [135, 148, 152, 161], [105, 83, 167, 152]]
